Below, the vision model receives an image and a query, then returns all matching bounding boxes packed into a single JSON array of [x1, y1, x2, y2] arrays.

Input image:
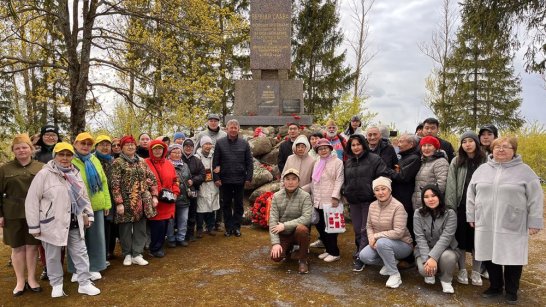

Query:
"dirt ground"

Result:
[[1, 200, 545, 307]]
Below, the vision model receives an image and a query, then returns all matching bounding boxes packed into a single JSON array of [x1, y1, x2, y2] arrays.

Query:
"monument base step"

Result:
[[225, 115, 313, 126]]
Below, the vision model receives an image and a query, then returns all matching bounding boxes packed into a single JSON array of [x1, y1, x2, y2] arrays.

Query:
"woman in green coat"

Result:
[[68, 132, 112, 282], [445, 131, 486, 286]]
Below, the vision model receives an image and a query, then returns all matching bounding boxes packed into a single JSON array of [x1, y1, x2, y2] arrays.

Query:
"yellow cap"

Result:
[[53, 142, 75, 155], [75, 132, 94, 144], [151, 143, 164, 149], [95, 134, 112, 145]]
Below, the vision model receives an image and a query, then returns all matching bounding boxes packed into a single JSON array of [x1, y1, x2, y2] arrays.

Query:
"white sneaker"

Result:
[[318, 252, 329, 260], [131, 255, 149, 266], [51, 284, 66, 298], [71, 273, 78, 283], [471, 270, 483, 286], [90, 272, 102, 281], [481, 270, 489, 279], [78, 283, 101, 296], [386, 273, 402, 288], [310, 240, 325, 248], [380, 260, 398, 275], [457, 269, 468, 284], [323, 255, 341, 262], [123, 255, 132, 266], [441, 281, 455, 294], [424, 276, 436, 284]]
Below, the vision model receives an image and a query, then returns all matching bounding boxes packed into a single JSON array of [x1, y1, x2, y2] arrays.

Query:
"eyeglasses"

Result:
[[493, 145, 513, 151], [43, 133, 58, 138], [57, 152, 73, 158], [112, 144, 121, 148], [317, 147, 330, 151]]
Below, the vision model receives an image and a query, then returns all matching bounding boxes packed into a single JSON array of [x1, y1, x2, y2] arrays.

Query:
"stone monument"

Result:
[[227, 0, 312, 126]]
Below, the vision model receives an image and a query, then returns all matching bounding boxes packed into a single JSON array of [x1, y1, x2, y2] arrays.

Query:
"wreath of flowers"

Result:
[[251, 191, 274, 228]]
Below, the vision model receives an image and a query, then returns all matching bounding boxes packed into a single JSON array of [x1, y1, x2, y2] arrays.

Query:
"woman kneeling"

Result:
[[358, 177, 413, 288], [414, 184, 458, 293]]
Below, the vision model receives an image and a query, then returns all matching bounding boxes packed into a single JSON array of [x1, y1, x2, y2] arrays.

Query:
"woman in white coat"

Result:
[[25, 142, 100, 298], [467, 136, 543, 304]]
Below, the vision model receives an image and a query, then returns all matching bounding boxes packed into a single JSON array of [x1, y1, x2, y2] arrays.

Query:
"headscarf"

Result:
[[52, 160, 90, 215]]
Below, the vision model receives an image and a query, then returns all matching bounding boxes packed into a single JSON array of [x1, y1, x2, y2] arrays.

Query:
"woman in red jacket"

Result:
[[145, 140, 180, 258]]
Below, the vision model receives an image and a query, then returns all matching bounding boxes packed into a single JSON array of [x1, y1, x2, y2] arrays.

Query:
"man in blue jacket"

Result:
[[213, 119, 253, 237]]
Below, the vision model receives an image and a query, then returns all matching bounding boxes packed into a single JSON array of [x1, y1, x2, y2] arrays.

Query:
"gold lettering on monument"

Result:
[[252, 13, 290, 59]]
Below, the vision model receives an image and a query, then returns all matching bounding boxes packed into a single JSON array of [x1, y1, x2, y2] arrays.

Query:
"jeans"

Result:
[[221, 183, 244, 231], [359, 238, 413, 275], [167, 205, 189, 243]]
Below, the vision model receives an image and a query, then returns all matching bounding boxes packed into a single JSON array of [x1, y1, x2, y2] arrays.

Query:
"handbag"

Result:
[[323, 203, 346, 234], [151, 163, 176, 203]]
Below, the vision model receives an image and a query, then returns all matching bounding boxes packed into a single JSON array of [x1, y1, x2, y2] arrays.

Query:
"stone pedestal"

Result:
[[230, 0, 311, 126]]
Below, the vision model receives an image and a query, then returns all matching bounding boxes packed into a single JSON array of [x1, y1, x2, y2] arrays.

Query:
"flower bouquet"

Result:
[[250, 191, 274, 229]]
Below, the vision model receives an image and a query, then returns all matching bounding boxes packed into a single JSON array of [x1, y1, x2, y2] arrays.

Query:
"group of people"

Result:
[[0, 113, 542, 304], [0, 114, 255, 298], [269, 117, 543, 305]]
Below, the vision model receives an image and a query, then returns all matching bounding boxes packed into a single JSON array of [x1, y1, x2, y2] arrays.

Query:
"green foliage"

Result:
[[292, 0, 356, 121], [434, 0, 524, 133], [324, 92, 376, 128]]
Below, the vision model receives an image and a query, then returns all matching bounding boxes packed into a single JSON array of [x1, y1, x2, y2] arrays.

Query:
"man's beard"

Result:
[[326, 131, 336, 138]]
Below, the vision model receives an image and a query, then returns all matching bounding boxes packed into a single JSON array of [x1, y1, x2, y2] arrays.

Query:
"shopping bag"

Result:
[[323, 203, 346, 233]]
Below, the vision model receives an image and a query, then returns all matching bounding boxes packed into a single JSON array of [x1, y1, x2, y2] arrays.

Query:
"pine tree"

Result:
[[291, 0, 355, 120], [438, 0, 524, 132]]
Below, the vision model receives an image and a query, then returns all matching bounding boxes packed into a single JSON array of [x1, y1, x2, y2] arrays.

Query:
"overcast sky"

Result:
[[338, 0, 546, 133]]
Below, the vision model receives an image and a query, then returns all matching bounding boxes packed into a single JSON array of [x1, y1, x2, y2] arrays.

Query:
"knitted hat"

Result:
[[419, 136, 441, 150], [314, 138, 333, 152], [183, 138, 194, 147], [168, 144, 184, 155], [479, 124, 498, 138], [173, 132, 186, 141], [200, 135, 213, 147], [52, 142, 75, 156], [40, 125, 59, 137], [460, 131, 480, 146], [372, 176, 392, 191], [12, 133, 33, 150], [120, 135, 136, 148], [75, 132, 94, 144]]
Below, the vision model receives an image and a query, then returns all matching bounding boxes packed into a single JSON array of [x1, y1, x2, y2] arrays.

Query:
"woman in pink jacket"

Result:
[[311, 139, 344, 263]]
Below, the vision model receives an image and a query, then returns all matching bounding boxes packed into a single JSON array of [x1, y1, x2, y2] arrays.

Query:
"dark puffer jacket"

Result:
[[342, 134, 390, 204], [369, 138, 398, 170], [389, 145, 421, 211], [212, 135, 253, 184], [182, 143, 206, 190]]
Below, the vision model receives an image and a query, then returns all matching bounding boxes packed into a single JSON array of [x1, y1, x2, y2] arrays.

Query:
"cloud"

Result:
[[339, 0, 546, 132]]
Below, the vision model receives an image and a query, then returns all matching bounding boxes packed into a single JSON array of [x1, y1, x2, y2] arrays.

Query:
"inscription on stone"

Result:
[[282, 99, 301, 114], [250, 0, 291, 70]]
